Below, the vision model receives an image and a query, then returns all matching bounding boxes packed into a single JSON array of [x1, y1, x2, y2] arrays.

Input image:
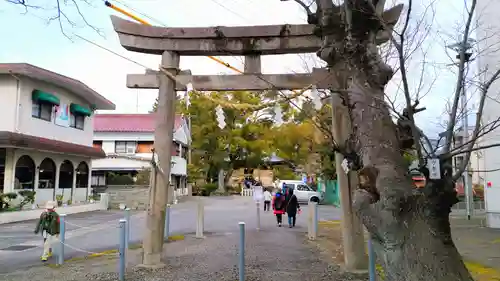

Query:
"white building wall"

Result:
[[15, 77, 95, 146], [0, 76, 18, 132], [476, 0, 500, 227], [4, 148, 91, 206]]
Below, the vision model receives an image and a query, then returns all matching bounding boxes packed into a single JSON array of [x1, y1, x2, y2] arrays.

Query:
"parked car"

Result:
[[277, 180, 324, 203]]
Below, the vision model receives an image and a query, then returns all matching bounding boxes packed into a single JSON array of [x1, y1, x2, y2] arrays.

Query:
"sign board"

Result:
[[302, 175, 307, 184], [54, 103, 70, 127], [427, 158, 441, 180], [253, 185, 263, 202], [341, 159, 350, 174]]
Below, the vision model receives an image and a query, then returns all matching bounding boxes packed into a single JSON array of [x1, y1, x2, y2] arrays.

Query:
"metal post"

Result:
[[57, 214, 66, 265], [368, 238, 376, 281], [313, 201, 318, 238], [119, 219, 126, 281], [238, 222, 246, 281], [164, 204, 171, 240], [256, 201, 261, 231], [461, 69, 473, 220], [124, 208, 130, 249], [196, 199, 204, 238], [307, 201, 313, 240]]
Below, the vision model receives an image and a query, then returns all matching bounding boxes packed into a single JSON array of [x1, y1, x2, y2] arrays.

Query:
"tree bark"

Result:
[[347, 78, 473, 281]]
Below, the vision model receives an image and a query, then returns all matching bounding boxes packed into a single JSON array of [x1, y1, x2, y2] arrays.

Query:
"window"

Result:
[[181, 146, 188, 160], [172, 141, 180, 156], [70, 113, 85, 130], [115, 141, 137, 154], [91, 174, 106, 186], [297, 184, 311, 191], [32, 102, 53, 121]]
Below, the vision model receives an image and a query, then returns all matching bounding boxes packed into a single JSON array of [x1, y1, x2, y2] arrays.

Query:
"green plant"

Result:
[[18, 190, 36, 209], [135, 169, 150, 185], [66, 199, 72, 205], [107, 172, 135, 185], [0, 192, 18, 212], [56, 194, 63, 206], [201, 183, 218, 196]]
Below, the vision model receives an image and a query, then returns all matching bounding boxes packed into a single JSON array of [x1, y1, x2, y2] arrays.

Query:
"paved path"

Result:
[[0, 197, 354, 281], [0, 196, 341, 274]]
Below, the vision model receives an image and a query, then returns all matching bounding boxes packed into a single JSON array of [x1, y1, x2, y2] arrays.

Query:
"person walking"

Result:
[[34, 201, 60, 261], [272, 191, 286, 227], [263, 188, 272, 212], [286, 189, 300, 228]]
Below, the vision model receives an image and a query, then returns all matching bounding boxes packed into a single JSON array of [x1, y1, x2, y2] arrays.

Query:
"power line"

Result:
[[73, 34, 150, 70]]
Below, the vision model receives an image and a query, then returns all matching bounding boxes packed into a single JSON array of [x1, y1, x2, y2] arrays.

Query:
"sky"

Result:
[[0, 0, 479, 138]]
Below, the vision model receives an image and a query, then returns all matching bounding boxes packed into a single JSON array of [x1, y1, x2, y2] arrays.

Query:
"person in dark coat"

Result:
[[272, 191, 286, 227], [286, 189, 300, 228]]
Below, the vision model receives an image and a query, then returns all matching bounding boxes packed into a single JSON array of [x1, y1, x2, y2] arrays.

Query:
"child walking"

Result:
[[34, 201, 60, 261], [263, 188, 272, 211], [272, 191, 286, 227]]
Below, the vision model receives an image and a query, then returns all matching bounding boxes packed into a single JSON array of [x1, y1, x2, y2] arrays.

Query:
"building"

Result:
[[0, 63, 114, 206], [475, 0, 500, 227], [91, 113, 190, 192], [453, 126, 484, 186]]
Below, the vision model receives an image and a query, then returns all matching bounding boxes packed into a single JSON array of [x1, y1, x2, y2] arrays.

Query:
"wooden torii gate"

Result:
[[110, 9, 400, 268]]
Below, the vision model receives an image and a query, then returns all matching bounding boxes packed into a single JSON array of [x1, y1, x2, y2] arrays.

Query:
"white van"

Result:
[[277, 180, 324, 203]]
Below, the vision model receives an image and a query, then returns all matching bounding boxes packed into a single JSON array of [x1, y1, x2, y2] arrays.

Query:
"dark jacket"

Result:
[[286, 193, 300, 216], [34, 210, 60, 236]]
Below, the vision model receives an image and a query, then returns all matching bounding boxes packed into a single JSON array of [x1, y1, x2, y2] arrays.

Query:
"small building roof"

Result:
[[0, 131, 105, 158], [94, 113, 184, 132], [0, 63, 115, 110]]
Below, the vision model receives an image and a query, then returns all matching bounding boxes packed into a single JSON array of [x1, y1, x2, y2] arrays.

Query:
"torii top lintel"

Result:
[[110, 8, 401, 56]]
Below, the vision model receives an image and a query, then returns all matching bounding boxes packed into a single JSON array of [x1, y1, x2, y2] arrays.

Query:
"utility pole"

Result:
[[447, 40, 474, 220], [141, 51, 179, 268], [330, 91, 368, 271]]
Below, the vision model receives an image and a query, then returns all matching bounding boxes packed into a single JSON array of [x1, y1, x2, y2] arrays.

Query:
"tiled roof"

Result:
[[94, 113, 184, 132]]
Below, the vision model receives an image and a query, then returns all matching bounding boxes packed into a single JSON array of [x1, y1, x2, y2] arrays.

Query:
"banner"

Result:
[[54, 103, 70, 127]]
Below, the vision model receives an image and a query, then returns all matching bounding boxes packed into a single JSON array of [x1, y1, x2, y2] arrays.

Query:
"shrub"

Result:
[[201, 183, 218, 196], [0, 192, 18, 212], [107, 173, 135, 185], [18, 190, 36, 209]]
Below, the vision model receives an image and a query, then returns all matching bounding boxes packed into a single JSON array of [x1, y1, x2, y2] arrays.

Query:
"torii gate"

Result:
[[110, 8, 401, 268]]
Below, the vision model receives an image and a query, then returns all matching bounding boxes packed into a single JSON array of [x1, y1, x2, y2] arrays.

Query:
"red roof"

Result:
[[94, 113, 184, 132]]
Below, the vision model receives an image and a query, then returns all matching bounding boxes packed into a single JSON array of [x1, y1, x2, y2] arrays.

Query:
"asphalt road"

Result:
[[0, 196, 341, 273]]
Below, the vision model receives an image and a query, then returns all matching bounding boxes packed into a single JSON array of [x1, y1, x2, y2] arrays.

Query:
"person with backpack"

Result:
[[34, 201, 60, 261], [272, 191, 286, 227], [286, 189, 300, 228]]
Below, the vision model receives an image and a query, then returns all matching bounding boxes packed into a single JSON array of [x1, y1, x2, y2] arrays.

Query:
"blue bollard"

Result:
[[119, 219, 126, 281], [164, 204, 171, 240], [124, 208, 130, 249], [368, 238, 376, 281], [238, 222, 245, 281], [58, 214, 66, 265]]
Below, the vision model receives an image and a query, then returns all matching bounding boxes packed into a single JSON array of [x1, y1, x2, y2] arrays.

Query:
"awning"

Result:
[[70, 103, 92, 117], [32, 89, 60, 105], [0, 131, 105, 158]]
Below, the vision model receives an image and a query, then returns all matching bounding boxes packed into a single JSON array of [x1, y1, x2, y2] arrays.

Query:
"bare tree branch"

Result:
[[443, 0, 477, 153]]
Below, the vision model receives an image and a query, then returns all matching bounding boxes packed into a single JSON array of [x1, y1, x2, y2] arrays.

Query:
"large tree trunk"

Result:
[[346, 77, 473, 281]]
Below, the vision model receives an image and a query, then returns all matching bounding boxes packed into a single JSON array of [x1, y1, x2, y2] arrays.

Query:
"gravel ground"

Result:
[[0, 225, 367, 281]]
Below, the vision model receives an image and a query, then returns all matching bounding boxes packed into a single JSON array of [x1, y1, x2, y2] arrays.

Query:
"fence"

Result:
[[174, 188, 189, 197], [241, 189, 254, 197]]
